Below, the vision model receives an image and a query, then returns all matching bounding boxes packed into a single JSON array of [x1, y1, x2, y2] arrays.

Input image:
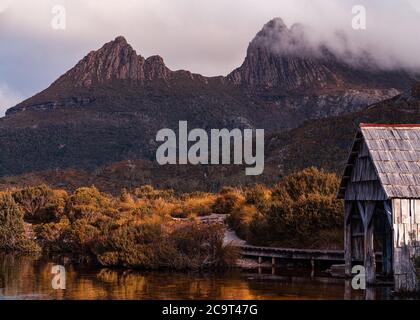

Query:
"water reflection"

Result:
[[0, 253, 394, 300]]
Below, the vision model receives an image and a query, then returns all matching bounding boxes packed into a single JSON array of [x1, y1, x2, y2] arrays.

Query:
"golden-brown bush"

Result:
[[212, 187, 244, 215], [12, 185, 67, 223], [228, 167, 343, 249], [64, 186, 112, 222], [3, 168, 343, 264], [0, 193, 40, 253]]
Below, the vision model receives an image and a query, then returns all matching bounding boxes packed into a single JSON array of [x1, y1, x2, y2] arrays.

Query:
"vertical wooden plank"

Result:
[[365, 287, 376, 300], [344, 201, 353, 277], [357, 201, 366, 228], [393, 248, 401, 276], [399, 224, 405, 247], [353, 236, 364, 261], [384, 201, 393, 231], [415, 200, 420, 224], [364, 201, 376, 285], [417, 223, 420, 244], [401, 199, 409, 224], [393, 246, 418, 293], [410, 200, 415, 226], [382, 210, 393, 277], [393, 223, 399, 248], [344, 280, 352, 300], [365, 221, 376, 285], [405, 222, 410, 243], [393, 199, 401, 224]]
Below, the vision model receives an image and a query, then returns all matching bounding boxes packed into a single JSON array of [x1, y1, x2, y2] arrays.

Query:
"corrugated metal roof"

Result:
[[360, 125, 420, 198]]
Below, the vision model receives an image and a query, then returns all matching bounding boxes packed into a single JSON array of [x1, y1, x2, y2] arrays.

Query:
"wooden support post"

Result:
[[258, 256, 262, 265], [344, 201, 353, 277], [382, 230, 392, 276], [310, 258, 315, 278], [351, 215, 364, 262], [271, 257, 276, 266], [381, 213, 393, 276], [344, 280, 352, 300], [365, 287, 376, 300], [363, 201, 376, 285], [382, 201, 393, 277]]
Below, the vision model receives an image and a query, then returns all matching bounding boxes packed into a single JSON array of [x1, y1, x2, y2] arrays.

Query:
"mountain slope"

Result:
[[266, 88, 420, 175], [1, 87, 419, 194]]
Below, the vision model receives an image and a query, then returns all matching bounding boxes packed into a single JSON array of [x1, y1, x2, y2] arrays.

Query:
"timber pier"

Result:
[[238, 244, 382, 266]]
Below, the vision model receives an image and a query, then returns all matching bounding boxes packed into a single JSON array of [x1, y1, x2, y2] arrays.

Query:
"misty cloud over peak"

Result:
[[247, 17, 418, 73], [249, 18, 311, 56]]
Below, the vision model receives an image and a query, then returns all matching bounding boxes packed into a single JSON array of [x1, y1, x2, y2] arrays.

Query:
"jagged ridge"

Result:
[[55, 36, 170, 87]]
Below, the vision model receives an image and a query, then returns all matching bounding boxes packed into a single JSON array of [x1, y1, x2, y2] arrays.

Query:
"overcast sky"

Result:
[[0, 0, 420, 115]]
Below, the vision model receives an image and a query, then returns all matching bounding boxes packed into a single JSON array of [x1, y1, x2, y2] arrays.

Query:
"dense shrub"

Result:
[[12, 185, 67, 223], [64, 186, 112, 222], [244, 184, 270, 208], [228, 167, 344, 249], [133, 185, 175, 201], [14, 184, 239, 269], [96, 221, 238, 270], [0, 193, 40, 253], [226, 204, 258, 241], [34, 218, 71, 251], [212, 187, 243, 215], [175, 193, 215, 217], [168, 223, 238, 269]]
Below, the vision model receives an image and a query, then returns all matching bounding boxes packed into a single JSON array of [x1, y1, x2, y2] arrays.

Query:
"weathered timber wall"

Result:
[[392, 198, 420, 292], [345, 141, 387, 201]]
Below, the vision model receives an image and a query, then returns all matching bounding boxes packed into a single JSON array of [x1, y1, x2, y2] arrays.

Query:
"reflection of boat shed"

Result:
[[338, 124, 420, 293]]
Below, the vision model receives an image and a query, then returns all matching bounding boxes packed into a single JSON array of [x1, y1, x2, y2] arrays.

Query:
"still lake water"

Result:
[[0, 253, 395, 300]]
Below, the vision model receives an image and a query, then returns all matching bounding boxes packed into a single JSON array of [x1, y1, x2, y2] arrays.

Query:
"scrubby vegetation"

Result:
[[0, 193, 40, 253], [227, 167, 344, 249], [0, 167, 344, 269], [1, 185, 236, 270]]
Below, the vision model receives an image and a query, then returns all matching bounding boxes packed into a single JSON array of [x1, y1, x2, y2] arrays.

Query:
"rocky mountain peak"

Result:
[[113, 35, 128, 45], [227, 18, 342, 90], [227, 18, 414, 92], [247, 18, 309, 56], [255, 17, 288, 37], [53, 36, 170, 88]]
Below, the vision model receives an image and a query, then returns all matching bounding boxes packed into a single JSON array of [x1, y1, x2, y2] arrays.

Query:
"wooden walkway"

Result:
[[216, 217, 381, 267], [238, 244, 382, 264], [240, 245, 343, 262]]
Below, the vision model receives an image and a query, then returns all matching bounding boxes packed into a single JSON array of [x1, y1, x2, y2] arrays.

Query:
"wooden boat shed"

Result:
[[338, 124, 420, 293]]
